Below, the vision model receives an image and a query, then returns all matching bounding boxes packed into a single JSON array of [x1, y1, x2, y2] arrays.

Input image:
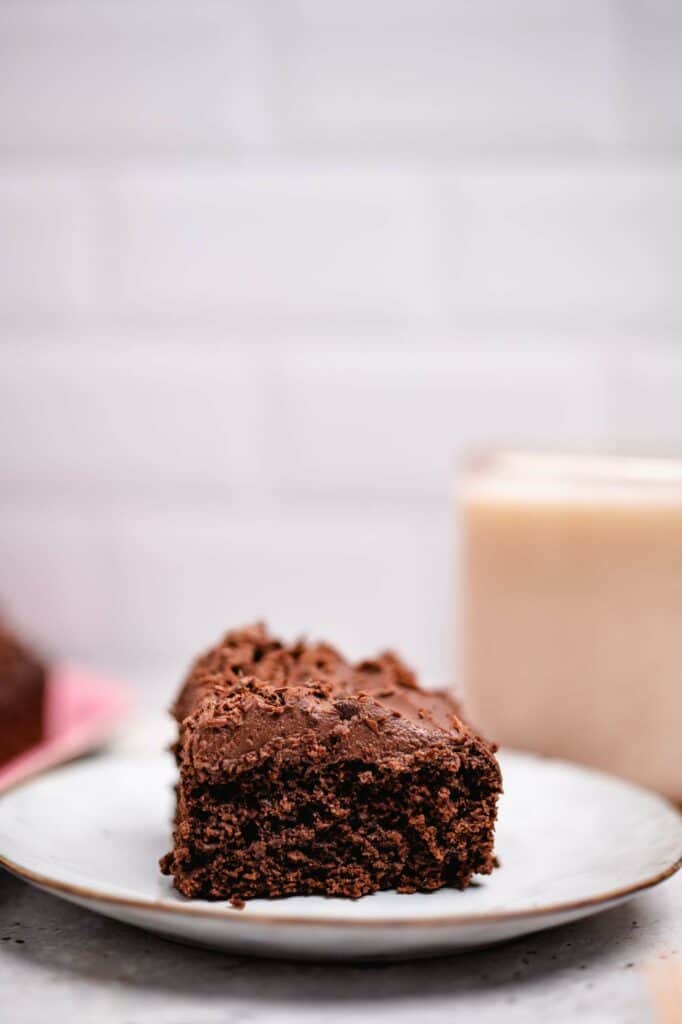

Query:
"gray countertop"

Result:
[[1, 702, 680, 1023]]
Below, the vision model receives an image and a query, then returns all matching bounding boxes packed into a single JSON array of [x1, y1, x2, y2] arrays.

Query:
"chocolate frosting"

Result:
[[175, 623, 497, 779]]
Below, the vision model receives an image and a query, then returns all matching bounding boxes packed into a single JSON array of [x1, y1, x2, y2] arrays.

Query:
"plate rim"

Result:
[[0, 848, 679, 931], [0, 750, 680, 931]]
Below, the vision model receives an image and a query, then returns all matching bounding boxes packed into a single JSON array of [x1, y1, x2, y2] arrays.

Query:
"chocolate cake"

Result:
[[0, 620, 46, 767], [161, 623, 501, 903]]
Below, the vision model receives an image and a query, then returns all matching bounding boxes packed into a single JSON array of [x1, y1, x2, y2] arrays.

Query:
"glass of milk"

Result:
[[459, 451, 682, 802]]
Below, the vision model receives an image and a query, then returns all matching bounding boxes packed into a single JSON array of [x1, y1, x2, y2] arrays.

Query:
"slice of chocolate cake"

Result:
[[161, 623, 501, 903], [0, 620, 46, 767]]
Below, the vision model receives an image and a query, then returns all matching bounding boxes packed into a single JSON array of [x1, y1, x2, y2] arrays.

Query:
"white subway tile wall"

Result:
[[0, 171, 95, 316], [439, 168, 682, 329], [1, 1, 681, 688], [278, 0, 623, 153], [0, 341, 269, 490], [0, 1, 274, 154], [271, 343, 608, 499], [102, 168, 439, 322]]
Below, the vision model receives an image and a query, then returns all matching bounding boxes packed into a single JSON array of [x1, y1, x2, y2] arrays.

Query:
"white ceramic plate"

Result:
[[0, 751, 679, 961]]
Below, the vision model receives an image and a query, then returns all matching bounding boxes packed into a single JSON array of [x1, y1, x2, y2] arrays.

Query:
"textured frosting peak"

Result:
[[173, 622, 464, 738]]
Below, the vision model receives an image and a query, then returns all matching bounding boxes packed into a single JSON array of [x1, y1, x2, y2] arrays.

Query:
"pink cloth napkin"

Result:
[[0, 666, 133, 793]]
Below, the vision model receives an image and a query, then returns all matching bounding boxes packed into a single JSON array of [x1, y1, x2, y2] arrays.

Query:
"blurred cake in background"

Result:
[[459, 451, 682, 803], [0, 618, 46, 767]]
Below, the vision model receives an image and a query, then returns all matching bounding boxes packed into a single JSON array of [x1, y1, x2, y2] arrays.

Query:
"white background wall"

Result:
[[1, 1, 682, 688]]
